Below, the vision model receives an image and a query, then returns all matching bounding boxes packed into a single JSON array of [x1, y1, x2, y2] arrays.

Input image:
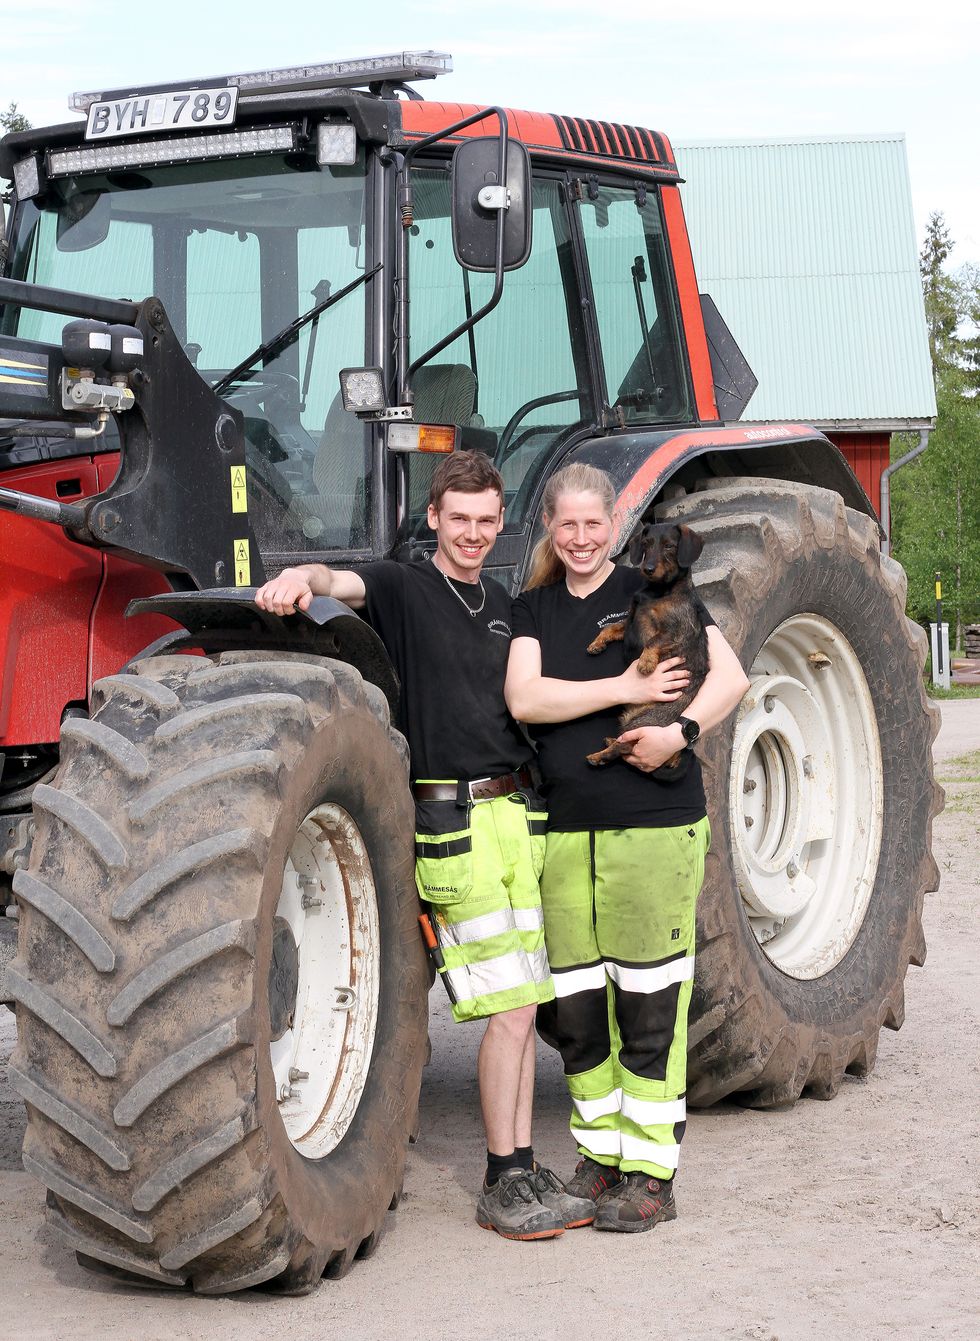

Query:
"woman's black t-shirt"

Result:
[[360, 559, 530, 783], [511, 566, 714, 831]]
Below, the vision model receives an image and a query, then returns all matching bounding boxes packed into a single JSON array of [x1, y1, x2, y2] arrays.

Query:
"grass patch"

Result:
[[937, 749, 980, 783], [926, 681, 980, 700]]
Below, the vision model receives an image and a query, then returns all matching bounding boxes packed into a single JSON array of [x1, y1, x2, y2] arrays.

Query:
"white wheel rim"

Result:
[[269, 803, 380, 1157], [728, 614, 883, 979]]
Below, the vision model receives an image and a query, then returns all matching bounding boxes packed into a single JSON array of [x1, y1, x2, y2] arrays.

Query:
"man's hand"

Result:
[[618, 723, 686, 772], [255, 566, 316, 615], [618, 656, 689, 706]]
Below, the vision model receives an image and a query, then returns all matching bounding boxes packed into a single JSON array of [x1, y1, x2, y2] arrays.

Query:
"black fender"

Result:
[[125, 588, 399, 715], [555, 422, 879, 554]]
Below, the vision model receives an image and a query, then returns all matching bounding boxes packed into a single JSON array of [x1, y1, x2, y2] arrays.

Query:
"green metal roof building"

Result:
[[673, 132, 936, 522]]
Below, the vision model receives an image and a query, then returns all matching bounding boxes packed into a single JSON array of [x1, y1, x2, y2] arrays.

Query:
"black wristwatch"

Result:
[[678, 716, 701, 749]]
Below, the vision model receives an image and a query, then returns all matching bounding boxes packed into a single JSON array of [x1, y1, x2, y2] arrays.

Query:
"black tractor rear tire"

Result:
[[656, 480, 942, 1107], [9, 651, 427, 1292]]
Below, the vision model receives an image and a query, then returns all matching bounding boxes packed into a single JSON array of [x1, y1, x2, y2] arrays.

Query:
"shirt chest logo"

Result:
[[487, 618, 511, 638], [597, 609, 629, 629]]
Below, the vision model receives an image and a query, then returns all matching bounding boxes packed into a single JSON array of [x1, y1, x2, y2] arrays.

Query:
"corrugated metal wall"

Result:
[[673, 134, 936, 425]]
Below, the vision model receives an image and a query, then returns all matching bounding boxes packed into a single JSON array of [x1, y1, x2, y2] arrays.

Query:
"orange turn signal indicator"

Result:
[[417, 424, 457, 453], [386, 422, 459, 453]]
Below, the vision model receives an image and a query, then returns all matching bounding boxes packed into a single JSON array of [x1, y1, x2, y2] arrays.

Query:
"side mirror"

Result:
[[451, 135, 531, 273]]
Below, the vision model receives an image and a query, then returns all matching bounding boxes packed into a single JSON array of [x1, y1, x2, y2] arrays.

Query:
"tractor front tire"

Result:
[[9, 651, 427, 1292], [656, 480, 942, 1107]]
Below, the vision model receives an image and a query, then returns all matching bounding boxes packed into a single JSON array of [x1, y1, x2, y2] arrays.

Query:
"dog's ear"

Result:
[[676, 526, 704, 568], [628, 530, 645, 566]]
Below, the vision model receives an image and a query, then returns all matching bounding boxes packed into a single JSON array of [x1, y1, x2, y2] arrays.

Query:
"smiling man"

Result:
[[254, 450, 595, 1240]]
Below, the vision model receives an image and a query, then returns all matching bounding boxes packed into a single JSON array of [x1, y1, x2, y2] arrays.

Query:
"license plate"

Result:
[[85, 85, 239, 140]]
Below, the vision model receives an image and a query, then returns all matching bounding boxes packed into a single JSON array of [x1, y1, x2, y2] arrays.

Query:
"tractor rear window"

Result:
[[578, 185, 692, 426]]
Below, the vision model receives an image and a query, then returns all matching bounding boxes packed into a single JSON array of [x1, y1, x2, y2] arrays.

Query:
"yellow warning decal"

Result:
[[230, 465, 248, 513], [234, 538, 251, 587]]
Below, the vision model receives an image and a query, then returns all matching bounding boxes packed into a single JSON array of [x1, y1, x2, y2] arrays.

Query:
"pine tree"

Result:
[[891, 215, 980, 650], [1, 103, 31, 133]]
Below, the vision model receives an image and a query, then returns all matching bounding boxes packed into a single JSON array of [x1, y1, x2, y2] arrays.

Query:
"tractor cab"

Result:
[[1, 50, 713, 592]]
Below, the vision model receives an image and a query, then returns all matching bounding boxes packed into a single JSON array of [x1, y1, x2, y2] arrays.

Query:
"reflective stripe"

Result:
[[572, 1088, 622, 1123], [447, 949, 540, 1003], [620, 1133, 681, 1169], [552, 963, 607, 997], [442, 907, 515, 947], [529, 945, 551, 985], [621, 1094, 686, 1127], [513, 906, 544, 933], [606, 956, 694, 994], [573, 1126, 621, 1157]]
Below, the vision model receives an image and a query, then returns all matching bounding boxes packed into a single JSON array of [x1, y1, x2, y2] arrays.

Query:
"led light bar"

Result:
[[47, 126, 296, 177], [69, 51, 453, 112]]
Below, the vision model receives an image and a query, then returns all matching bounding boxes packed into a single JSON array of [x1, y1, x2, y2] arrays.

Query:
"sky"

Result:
[[2, 0, 977, 268]]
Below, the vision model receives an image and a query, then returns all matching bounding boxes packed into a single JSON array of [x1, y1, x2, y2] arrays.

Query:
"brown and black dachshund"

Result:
[[586, 522, 708, 774]]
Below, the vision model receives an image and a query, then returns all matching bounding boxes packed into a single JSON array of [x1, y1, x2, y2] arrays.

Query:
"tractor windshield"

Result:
[[3, 149, 372, 557]]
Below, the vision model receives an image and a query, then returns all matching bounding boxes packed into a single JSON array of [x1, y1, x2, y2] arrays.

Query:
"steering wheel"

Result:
[[496, 389, 582, 463]]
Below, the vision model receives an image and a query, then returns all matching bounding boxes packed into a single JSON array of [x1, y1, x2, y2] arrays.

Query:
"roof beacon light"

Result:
[[69, 51, 453, 113]]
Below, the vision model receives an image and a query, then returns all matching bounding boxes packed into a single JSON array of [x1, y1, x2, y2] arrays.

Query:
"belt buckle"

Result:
[[467, 776, 493, 802]]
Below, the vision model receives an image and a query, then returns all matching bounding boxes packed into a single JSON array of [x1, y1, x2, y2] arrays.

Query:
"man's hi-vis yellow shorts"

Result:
[[414, 787, 555, 1023]]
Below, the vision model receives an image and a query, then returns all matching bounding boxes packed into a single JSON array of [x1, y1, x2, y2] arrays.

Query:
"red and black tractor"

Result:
[[0, 50, 939, 1291]]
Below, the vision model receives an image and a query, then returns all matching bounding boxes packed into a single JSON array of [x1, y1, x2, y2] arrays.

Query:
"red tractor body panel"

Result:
[[0, 453, 175, 745]]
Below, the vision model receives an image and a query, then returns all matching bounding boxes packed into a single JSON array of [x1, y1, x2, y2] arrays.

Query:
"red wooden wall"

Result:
[[826, 432, 890, 519]]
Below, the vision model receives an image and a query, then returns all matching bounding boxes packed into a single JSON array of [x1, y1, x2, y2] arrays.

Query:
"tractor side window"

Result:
[[578, 185, 692, 425], [406, 170, 591, 527]]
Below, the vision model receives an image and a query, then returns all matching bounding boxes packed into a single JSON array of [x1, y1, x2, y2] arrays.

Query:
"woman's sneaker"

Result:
[[527, 1164, 597, 1228], [593, 1172, 677, 1232], [475, 1169, 565, 1240], [563, 1155, 624, 1204]]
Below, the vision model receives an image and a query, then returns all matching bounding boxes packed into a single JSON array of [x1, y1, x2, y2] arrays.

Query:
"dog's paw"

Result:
[[585, 640, 604, 655]]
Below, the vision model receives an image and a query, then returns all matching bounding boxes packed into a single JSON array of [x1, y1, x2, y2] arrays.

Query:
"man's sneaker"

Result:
[[563, 1155, 625, 1204], [593, 1172, 677, 1233], [527, 1164, 597, 1228], [475, 1169, 565, 1240]]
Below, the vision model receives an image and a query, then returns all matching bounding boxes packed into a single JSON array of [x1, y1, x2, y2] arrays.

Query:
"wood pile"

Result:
[[965, 624, 980, 659]]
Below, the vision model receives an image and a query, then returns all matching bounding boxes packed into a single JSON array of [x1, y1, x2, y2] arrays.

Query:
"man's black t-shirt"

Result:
[[511, 566, 715, 831], [360, 559, 530, 782]]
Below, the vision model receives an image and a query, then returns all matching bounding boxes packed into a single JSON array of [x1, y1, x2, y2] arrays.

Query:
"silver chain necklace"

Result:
[[438, 565, 486, 617]]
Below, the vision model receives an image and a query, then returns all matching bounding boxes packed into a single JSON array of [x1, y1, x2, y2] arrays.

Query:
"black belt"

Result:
[[412, 766, 534, 804]]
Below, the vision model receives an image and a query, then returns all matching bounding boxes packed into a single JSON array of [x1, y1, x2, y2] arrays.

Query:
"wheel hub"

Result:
[[729, 614, 883, 979], [268, 918, 299, 1040], [269, 803, 381, 1157]]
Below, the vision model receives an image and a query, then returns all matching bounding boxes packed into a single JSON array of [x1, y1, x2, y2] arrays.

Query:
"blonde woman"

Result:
[[506, 463, 749, 1232]]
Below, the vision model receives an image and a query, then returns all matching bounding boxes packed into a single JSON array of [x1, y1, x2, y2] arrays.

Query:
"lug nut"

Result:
[[787, 860, 799, 879], [744, 816, 754, 829], [763, 695, 775, 713], [288, 1068, 309, 1082], [744, 779, 757, 793], [301, 893, 323, 910]]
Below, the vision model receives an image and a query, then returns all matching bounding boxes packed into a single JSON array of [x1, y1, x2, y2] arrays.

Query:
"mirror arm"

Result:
[[395, 107, 510, 397]]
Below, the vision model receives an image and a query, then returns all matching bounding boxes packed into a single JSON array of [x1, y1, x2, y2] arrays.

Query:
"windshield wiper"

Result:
[[212, 262, 381, 396]]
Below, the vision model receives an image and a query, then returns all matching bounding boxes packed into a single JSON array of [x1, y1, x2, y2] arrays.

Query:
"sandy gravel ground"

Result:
[[0, 703, 977, 1341]]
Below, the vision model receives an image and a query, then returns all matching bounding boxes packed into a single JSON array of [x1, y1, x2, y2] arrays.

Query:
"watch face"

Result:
[[680, 717, 700, 743]]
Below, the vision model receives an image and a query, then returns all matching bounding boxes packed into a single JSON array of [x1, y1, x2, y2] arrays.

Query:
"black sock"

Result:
[[514, 1145, 534, 1171], [486, 1150, 516, 1186]]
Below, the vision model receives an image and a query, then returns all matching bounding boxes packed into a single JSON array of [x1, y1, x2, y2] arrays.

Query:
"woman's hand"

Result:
[[617, 724, 686, 772], [618, 656, 689, 706]]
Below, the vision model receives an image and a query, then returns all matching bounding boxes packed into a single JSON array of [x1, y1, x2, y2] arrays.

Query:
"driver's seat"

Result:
[[290, 363, 482, 545]]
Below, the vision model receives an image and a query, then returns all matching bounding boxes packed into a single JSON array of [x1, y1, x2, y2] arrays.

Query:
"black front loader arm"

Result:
[[0, 277, 265, 591]]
